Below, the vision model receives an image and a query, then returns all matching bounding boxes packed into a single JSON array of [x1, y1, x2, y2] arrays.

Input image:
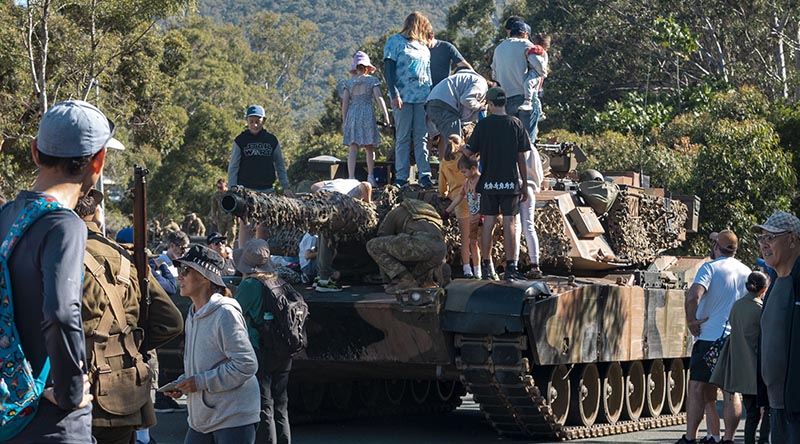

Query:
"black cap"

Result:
[[486, 86, 507, 104], [206, 232, 227, 245]]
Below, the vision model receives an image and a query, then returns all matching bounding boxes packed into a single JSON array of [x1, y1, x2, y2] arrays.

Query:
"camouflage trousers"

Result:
[[217, 218, 237, 242], [366, 233, 447, 283]]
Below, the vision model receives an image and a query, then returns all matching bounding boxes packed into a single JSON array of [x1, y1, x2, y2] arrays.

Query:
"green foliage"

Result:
[[148, 102, 237, 218], [652, 15, 699, 58], [689, 117, 795, 263], [582, 92, 674, 138]]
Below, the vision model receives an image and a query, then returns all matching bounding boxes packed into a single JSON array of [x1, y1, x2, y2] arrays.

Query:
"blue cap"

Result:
[[246, 105, 265, 118], [510, 21, 531, 36], [37, 100, 114, 158]]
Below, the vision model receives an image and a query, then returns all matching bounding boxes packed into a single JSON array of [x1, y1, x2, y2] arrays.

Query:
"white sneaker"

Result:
[[518, 100, 533, 111]]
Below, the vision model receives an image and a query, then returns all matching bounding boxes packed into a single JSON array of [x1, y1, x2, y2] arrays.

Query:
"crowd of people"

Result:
[[677, 221, 800, 444], [7, 9, 800, 444]]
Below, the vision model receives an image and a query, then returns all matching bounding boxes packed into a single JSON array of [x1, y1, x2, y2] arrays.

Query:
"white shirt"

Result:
[[298, 233, 318, 269], [693, 256, 751, 341]]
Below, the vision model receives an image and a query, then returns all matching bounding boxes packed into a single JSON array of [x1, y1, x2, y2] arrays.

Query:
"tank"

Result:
[[166, 148, 705, 440]]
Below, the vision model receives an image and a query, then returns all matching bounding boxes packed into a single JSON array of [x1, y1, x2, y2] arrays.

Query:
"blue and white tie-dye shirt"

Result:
[[383, 34, 431, 104]]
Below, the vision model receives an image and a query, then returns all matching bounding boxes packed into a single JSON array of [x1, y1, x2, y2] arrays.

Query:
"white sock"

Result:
[[711, 436, 720, 442], [473, 265, 482, 277], [488, 262, 496, 275], [463, 264, 472, 275], [136, 430, 150, 443]]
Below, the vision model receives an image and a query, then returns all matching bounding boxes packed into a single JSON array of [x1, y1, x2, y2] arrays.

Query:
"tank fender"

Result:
[[441, 280, 537, 335]]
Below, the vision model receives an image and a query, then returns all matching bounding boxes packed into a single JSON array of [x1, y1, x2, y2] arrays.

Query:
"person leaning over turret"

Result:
[[366, 199, 447, 294]]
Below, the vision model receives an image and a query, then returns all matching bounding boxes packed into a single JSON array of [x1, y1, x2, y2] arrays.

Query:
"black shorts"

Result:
[[480, 193, 520, 216], [689, 339, 714, 382]]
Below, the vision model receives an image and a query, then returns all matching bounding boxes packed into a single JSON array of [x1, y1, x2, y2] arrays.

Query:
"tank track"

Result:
[[454, 333, 686, 440]]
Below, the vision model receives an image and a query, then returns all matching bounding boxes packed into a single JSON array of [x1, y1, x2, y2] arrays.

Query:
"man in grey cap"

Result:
[[752, 211, 800, 443], [0, 100, 115, 442]]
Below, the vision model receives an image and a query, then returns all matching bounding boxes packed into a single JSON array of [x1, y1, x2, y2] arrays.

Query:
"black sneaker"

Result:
[[154, 396, 184, 413], [418, 176, 434, 188], [504, 269, 526, 281], [675, 435, 697, 444]]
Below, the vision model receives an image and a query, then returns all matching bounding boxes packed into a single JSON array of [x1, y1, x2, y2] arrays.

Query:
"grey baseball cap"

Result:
[[37, 100, 117, 158]]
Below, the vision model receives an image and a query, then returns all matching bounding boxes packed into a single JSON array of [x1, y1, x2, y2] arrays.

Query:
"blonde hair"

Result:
[[400, 12, 432, 46]]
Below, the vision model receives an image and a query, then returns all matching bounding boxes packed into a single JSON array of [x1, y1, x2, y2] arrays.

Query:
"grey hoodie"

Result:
[[181, 293, 260, 433]]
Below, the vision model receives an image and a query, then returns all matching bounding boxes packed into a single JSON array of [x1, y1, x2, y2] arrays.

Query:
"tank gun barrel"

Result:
[[221, 186, 379, 240]]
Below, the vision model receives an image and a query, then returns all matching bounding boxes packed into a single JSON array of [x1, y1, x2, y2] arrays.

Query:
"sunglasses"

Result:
[[756, 232, 790, 243], [178, 266, 191, 276]]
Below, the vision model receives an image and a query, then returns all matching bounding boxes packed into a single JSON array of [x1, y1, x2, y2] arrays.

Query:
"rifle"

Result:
[[133, 164, 151, 353]]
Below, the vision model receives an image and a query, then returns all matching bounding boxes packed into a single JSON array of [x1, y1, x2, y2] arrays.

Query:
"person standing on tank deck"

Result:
[[227, 105, 294, 247]]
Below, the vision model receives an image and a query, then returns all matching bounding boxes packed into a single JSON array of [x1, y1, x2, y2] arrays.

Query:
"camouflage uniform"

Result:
[[367, 199, 446, 284], [210, 190, 237, 241]]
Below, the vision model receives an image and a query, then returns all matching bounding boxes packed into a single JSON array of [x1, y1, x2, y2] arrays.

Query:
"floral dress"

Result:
[[342, 74, 381, 146]]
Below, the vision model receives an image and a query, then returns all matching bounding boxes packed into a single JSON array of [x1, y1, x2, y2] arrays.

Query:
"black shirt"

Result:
[[466, 114, 530, 194]]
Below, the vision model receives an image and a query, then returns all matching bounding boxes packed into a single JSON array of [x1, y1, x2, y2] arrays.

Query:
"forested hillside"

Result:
[[3, 0, 800, 264], [197, 0, 462, 115]]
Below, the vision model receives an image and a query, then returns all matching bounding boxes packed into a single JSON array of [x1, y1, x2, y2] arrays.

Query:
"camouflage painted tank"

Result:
[[202, 149, 705, 440]]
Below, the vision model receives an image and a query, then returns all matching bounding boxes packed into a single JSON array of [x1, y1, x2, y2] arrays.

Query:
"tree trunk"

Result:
[[772, 13, 788, 100]]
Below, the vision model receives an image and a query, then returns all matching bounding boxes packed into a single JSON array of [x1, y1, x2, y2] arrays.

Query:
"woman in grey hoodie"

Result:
[[164, 245, 260, 444]]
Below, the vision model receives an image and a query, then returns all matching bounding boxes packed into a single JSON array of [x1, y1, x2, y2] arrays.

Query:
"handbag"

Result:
[[703, 322, 729, 372]]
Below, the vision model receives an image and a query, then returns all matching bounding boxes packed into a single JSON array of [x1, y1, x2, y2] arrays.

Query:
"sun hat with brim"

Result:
[[234, 238, 275, 275], [174, 244, 226, 288], [709, 229, 738, 252], [37, 100, 116, 158], [350, 51, 376, 74], [751, 210, 800, 234]]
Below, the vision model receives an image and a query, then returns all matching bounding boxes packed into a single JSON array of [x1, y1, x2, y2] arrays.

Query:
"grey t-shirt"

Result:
[[0, 191, 92, 443], [761, 275, 793, 409]]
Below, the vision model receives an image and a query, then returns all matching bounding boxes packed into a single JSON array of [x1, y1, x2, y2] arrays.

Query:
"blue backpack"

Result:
[[0, 197, 68, 440]]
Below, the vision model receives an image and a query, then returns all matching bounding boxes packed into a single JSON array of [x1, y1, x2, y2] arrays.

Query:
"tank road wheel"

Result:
[[436, 380, 457, 401], [599, 362, 624, 424], [666, 359, 686, 414], [357, 380, 381, 407], [567, 364, 601, 427], [327, 381, 353, 410], [385, 379, 407, 405], [622, 360, 646, 420], [411, 380, 431, 404], [300, 382, 326, 413], [645, 359, 666, 417], [540, 365, 571, 425]]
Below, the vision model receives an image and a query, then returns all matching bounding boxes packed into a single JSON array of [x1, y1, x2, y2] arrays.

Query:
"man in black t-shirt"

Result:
[[462, 87, 530, 281]]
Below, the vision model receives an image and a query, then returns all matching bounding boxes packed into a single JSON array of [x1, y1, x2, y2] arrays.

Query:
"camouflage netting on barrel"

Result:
[[223, 186, 379, 257], [535, 200, 574, 271], [605, 190, 688, 266]]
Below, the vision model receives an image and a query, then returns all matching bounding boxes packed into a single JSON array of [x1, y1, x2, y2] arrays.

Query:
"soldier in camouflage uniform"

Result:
[[367, 199, 447, 294], [209, 178, 237, 241]]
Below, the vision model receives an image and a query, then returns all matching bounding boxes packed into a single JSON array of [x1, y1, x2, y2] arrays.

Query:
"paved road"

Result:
[[151, 396, 747, 444]]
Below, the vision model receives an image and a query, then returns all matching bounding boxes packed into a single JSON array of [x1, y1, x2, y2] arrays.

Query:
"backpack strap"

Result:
[[83, 251, 142, 375], [0, 197, 68, 431]]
